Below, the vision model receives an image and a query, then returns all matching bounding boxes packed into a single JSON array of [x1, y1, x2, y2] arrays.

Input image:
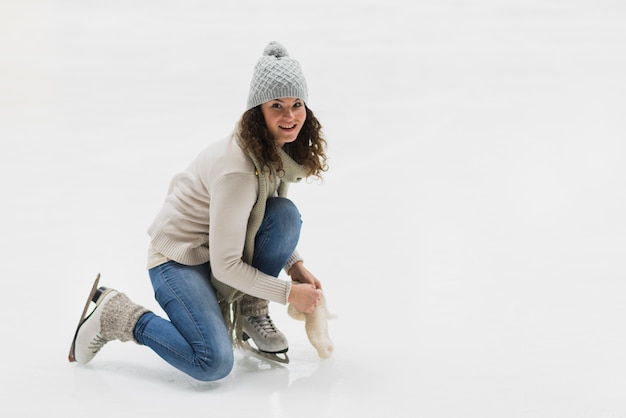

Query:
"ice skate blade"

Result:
[[242, 331, 288, 354], [241, 341, 290, 364], [68, 273, 101, 362]]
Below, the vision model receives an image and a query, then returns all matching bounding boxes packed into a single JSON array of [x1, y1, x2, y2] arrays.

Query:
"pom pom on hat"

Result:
[[246, 41, 308, 110], [263, 41, 289, 58]]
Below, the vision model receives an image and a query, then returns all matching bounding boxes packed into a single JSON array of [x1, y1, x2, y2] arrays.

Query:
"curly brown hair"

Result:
[[239, 106, 328, 179]]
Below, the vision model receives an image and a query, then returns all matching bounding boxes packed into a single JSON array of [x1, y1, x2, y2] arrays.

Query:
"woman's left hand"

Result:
[[288, 261, 322, 290]]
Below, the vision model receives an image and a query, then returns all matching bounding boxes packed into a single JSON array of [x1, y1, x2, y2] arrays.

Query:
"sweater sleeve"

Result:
[[208, 172, 291, 304]]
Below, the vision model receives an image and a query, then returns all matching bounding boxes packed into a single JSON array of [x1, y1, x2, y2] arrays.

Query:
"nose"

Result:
[[282, 107, 294, 119]]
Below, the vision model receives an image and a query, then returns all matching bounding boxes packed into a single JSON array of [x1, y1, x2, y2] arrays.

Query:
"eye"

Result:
[[271, 102, 282, 109], [293, 101, 303, 108]]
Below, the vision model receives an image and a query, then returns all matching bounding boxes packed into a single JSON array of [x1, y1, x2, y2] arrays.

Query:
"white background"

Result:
[[1, 0, 625, 417]]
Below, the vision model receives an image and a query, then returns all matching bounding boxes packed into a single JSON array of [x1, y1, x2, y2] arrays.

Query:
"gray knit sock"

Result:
[[100, 293, 149, 343], [239, 295, 269, 317]]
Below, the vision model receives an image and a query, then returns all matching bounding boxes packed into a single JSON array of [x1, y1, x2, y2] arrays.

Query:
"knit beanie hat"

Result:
[[246, 41, 308, 110]]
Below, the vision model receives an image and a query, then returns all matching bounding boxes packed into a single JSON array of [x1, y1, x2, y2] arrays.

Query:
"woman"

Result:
[[68, 41, 328, 381]]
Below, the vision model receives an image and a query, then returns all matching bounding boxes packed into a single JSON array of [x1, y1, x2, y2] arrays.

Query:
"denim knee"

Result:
[[266, 197, 301, 230], [191, 341, 234, 382]]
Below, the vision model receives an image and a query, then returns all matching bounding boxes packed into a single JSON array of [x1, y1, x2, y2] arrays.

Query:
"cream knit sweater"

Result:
[[147, 128, 306, 305]]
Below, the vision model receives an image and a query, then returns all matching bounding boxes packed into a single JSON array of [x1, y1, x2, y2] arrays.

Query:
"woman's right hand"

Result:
[[288, 282, 323, 313]]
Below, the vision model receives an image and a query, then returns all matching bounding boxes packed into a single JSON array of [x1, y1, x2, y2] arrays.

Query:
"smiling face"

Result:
[[260, 97, 307, 147]]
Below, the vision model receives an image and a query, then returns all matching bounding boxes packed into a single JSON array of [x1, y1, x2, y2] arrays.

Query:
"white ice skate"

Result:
[[68, 274, 117, 363], [242, 314, 290, 364], [68, 274, 147, 364]]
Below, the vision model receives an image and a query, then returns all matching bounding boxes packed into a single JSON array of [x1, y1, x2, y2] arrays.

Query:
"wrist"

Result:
[[287, 282, 299, 303], [288, 260, 303, 277]]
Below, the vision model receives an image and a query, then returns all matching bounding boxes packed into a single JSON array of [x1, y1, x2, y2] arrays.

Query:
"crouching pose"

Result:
[[69, 41, 328, 381]]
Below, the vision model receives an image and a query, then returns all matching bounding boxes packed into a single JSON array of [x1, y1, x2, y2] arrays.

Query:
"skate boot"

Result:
[[68, 274, 149, 364], [242, 314, 289, 363]]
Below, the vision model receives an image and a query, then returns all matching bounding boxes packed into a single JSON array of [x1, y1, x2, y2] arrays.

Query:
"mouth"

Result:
[[279, 124, 297, 131]]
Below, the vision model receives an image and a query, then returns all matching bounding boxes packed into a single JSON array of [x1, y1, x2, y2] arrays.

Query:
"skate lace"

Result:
[[249, 315, 278, 335], [88, 334, 108, 354]]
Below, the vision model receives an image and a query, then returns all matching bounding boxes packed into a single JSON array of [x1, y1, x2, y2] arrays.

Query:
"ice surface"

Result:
[[1, 0, 626, 417]]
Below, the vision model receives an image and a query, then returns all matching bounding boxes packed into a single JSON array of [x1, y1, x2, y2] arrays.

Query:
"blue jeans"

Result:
[[134, 197, 302, 381]]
